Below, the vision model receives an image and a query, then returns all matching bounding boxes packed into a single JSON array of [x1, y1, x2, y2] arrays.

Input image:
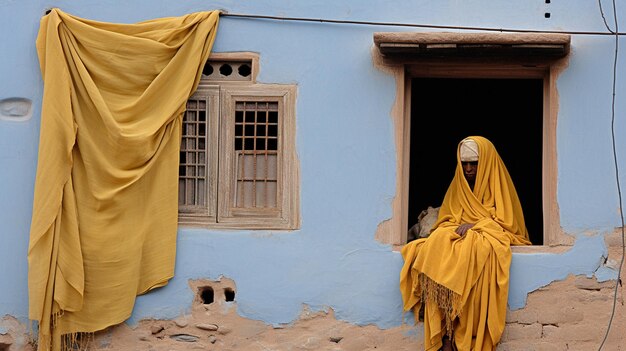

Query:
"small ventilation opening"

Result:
[[201, 59, 254, 81], [219, 64, 233, 76], [238, 64, 252, 77], [545, 12, 551, 18], [202, 62, 214, 76], [224, 288, 235, 302], [199, 287, 214, 304]]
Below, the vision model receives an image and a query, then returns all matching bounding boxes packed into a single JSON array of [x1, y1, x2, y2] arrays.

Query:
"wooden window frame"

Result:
[[178, 53, 300, 230], [178, 86, 220, 224], [372, 32, 571, 249], [217, 85, 299, 229]]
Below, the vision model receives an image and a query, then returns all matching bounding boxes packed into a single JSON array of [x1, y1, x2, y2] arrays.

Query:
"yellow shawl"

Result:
[[29, 9, 219, 350], [400, 136, 531, 351]]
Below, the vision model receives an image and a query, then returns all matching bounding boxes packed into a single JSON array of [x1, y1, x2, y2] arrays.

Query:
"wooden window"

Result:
[[179, 86, 219, 222], [218, 86, 298, 229], [178, 54, 299, 230]]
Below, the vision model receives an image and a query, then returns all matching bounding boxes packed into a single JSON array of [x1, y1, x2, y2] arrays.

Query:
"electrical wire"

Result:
[[221, 12, 626, 36], [598, 0, 617, 34], [597, 0, 626, 349]]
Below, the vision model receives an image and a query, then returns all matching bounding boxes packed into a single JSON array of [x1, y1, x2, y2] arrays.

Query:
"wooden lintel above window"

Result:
[[373, 32, 571, 61]]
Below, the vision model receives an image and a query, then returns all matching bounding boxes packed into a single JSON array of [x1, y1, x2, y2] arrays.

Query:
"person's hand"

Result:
[[456, 223, 475, 236]]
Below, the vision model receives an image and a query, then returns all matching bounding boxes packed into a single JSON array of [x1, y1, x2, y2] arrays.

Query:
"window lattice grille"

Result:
[[179, 99, 208, 209], [234, 101, 279, 208]]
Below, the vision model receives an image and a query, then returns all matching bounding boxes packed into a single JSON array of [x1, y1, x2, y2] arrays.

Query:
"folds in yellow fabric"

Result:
[[29, 8, 219, 350], [399, 136, 531, 351]]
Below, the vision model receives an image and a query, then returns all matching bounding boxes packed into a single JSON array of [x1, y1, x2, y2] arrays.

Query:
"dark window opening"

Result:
[[408, 77, 544, 245]]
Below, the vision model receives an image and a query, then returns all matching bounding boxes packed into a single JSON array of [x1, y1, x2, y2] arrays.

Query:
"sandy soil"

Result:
[[90, 278, 421, 351]]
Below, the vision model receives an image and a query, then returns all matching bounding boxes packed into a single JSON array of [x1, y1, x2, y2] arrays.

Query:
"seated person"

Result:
[[399, 136, 531, 351]]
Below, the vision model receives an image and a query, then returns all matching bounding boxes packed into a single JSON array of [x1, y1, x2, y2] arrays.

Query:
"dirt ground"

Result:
[[90, 278, 421, 351]]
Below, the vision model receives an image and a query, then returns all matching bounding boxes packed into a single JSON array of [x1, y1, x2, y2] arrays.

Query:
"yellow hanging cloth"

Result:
[[399, 136, 531, 351], [28, 8, 219, 350]]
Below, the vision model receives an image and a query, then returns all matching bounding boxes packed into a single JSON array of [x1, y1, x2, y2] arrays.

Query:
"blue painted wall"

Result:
[[0, 0, 622, 330]]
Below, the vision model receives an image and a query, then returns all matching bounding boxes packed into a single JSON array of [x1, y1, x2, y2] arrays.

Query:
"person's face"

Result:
[[462, 161, 478, 185]]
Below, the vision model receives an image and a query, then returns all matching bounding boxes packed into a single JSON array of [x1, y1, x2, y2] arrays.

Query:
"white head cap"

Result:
[[460, 138, 479, 162]]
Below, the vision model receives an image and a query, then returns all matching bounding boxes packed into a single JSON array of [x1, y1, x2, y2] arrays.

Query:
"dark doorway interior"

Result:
[[408, 78, 543, 245]]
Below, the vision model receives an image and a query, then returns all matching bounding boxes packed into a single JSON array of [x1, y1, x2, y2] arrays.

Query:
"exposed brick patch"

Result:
[[501, 323, 542, 341], [502, 272, 624, 350]]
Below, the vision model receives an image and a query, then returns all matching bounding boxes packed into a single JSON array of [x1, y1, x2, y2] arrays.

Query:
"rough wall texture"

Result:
[[0, 315, 34, 351], [3, 270, 623, 351], [500, 273, 624, 351]]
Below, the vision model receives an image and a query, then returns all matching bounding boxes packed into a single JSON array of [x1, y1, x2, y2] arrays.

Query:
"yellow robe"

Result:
[[29, 9, 219, 350], [399, 136, 531, 351]]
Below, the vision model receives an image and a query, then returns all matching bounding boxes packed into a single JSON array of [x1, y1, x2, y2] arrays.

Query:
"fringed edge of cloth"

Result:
[[418, 273, 462, 338], [35, 311, 94, 351], [34, 310, 63, 351], [61, 332, 94, 351]]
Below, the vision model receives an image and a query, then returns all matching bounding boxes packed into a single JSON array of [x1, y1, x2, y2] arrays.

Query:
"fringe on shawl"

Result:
[[35, 311, 94, 351], [60, 332, 94, 351], [418, 273, 462, 338], [33, 310, 62, 351]]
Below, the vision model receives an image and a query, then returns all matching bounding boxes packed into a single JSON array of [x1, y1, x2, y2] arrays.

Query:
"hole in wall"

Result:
[[0, 343, 10, 351], [224, 287, 235, 302], [238, 64, 252, 77], [219, 64, 233, 76], [189, 277, 238, 306], [200, 59, 254, 81], [199, 286, 214, 304], [545, 13, 551, 18], [203, 62, 214, 76]]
